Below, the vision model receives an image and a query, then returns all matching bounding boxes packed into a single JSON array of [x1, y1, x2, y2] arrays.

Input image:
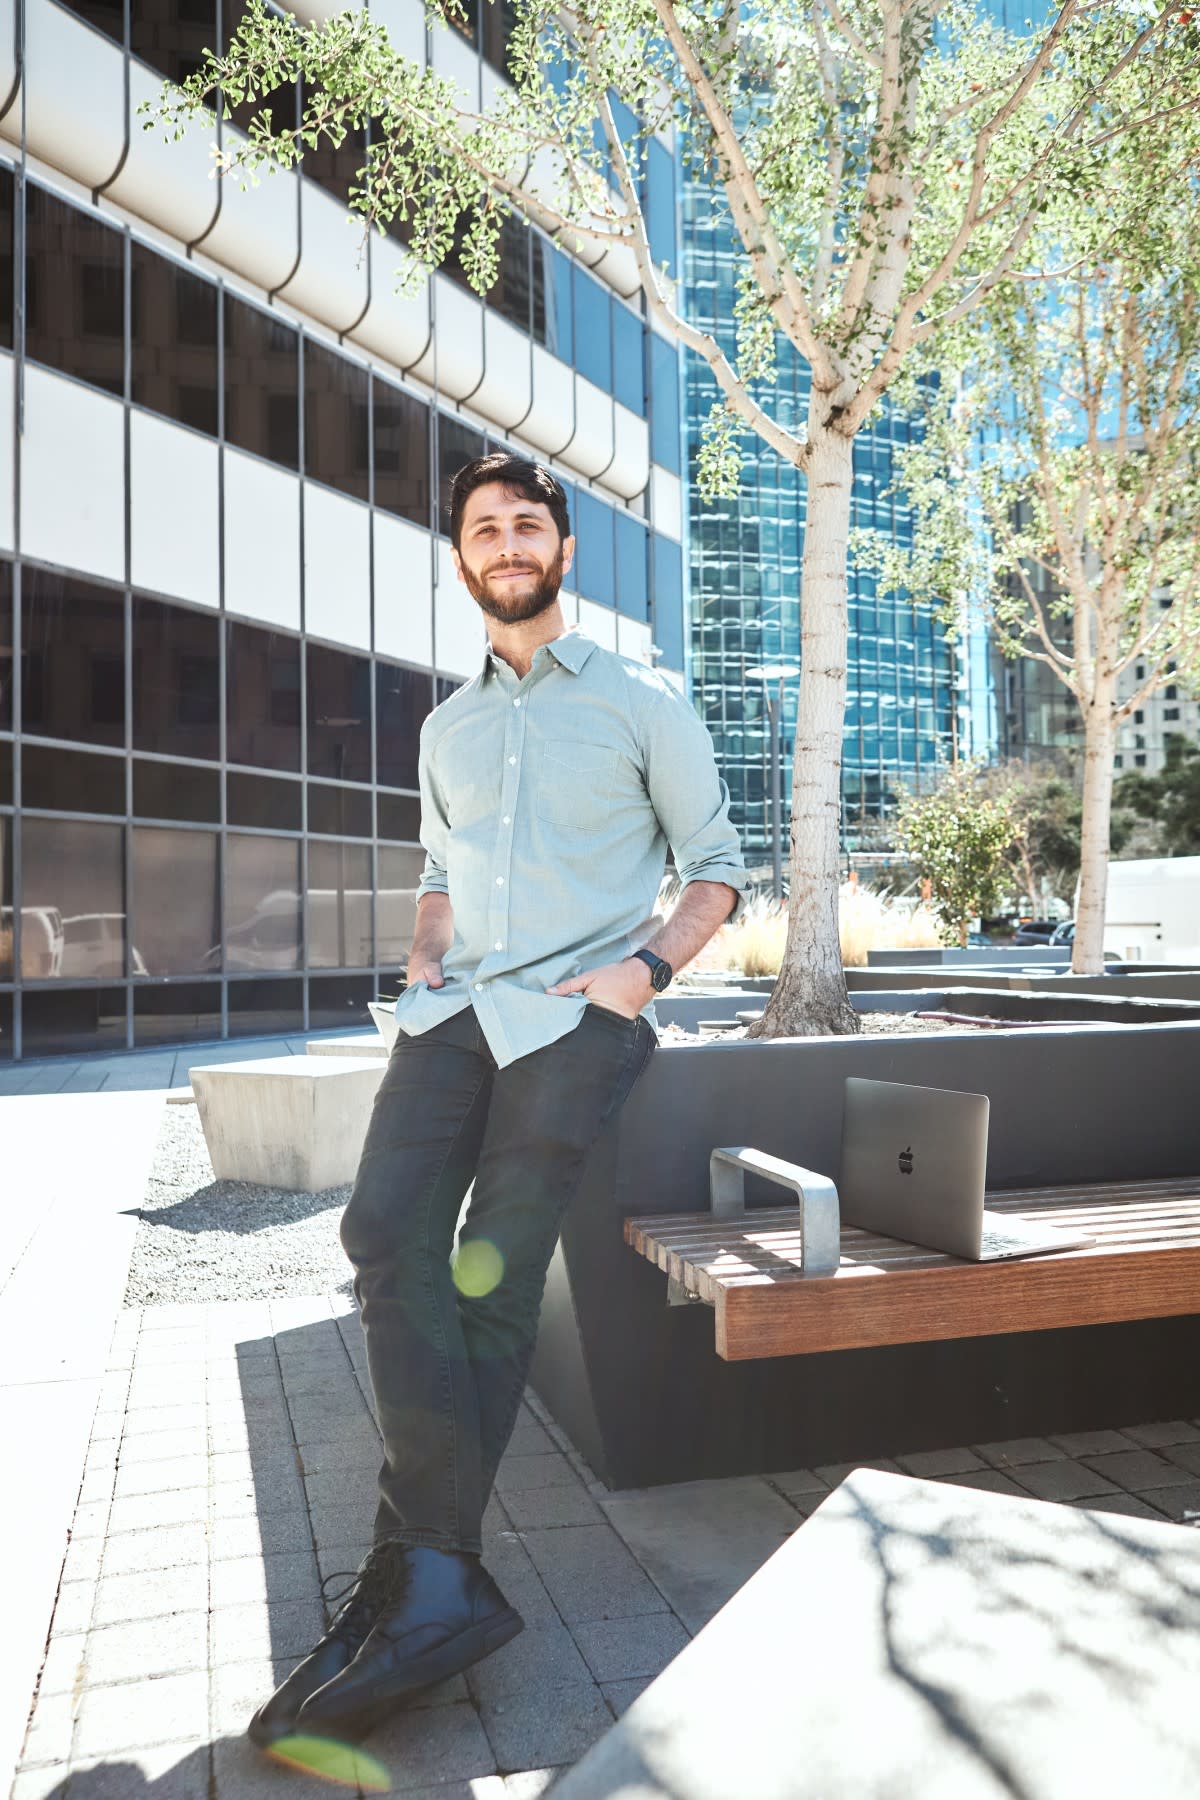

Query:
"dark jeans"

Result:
[[340, 1002, 656, 1554]]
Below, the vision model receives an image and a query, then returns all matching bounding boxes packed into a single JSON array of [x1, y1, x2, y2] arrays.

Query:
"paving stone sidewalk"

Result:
[[12, 1293, 1200, 1799]]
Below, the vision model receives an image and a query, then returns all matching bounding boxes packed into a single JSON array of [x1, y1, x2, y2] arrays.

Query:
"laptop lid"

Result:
[[839, 1077, 990, 1259]]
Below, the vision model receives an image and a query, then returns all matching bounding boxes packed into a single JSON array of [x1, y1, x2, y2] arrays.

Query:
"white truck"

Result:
[[1102, 856, 1200, 963]]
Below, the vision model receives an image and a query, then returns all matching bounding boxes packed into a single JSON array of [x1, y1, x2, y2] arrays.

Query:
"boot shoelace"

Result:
[[319, 1544, 411, 1642]]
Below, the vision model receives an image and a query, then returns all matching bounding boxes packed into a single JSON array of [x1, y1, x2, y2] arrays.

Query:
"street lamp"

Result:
[[746, 662, 800, 902]]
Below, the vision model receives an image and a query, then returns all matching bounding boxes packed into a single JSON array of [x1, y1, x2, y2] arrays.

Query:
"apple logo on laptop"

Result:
[[898, 1145, 914, 1175]]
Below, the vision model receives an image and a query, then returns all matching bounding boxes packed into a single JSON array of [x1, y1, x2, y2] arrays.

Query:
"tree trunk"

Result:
[[1072, 688, 1116, 976], [750, 422, 859, 1038]]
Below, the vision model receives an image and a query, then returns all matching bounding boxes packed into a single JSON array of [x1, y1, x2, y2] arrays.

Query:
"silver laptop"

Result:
[[839, 1078, 1092, 1261]]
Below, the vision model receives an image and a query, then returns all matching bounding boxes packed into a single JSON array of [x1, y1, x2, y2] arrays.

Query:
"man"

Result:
[[250, 452, 748, 1749]]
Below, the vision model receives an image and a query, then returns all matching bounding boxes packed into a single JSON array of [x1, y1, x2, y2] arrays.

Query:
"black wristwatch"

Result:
[[631, 948, 673, 993]]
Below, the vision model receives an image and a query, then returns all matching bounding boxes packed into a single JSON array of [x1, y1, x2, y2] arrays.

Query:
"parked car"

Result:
[[966, 931, 992, 948], [1049, 920, 1075, 946], [1013, 918, 1060, 945]]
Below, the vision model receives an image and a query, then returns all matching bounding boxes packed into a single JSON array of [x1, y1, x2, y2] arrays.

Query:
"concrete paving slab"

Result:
[[599, 1476, 798, 1633], [1120, 1418, 1200, 1448], [1132, 1480, 1200, 1523], [971, 1434, 1060, 1467], [363, 1698, 498, 1788], [494, 1452, 583, 1496], [1011, 1456, 1121, 1502], [73, 1670, 209, 1759], [466, 1617, 592, 1704], [570, 1615, 691, 1686], [475, 1680, 614, 1775], [65, 1740, 211, 1798], [1082, 1447, 1199, 1491], [896, 1445, 986, 1478], [520, 1525, 669, 1626], [501, 1484, 606, 1530]]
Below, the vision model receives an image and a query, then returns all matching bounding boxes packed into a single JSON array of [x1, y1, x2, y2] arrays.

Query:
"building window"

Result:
[[615, 513, 648, 620], [308, 782, 372, 837], [376, 792, 421, 841], [227, 977, 303, 1034], [25, 185, 125, 398], [437, 415, 486, 537], [225, 833, 302, 972], [227, 770, 302, 831], [489, 216, 533, 335], [220, 0, 299, 134], [60, 0, 125, 47], [307, 839, 372, 967], [131, 0, 218, 86], [612, 302, 645, 416], [652, 533, 684, 668], [224, 292, 300, 469], [306, 644, 372, 782], [23, 744, 124, 815], [649, 335, 681, 473], [132, 827, 220, 976], [576, 492, 616, 607], [644, 139, 676, 276], [22, 989, 126, 1055], [134, 983, 222, 1046], [22, 571, 125, 749], [1113, 754, 1123, 769], [21, 817, 126, 980], [1135, 753, 1146, 767], [539, 245, 573, 364], [573, 269, 612, 393], [304, 338, 369, 501], [373, 379, 430, 526], [0, 167, 13, 353], [1134, 734, 1145, 749], [130, 243, 218, 436], [226, 620, 301, 772], [1164, 707, 1180, 721], [132, 759, 220, 823], [132, 598, 220, 762], [481, 0, 518, 75], [377, 845, 424, 966], [1133, 709, 1144, 724], [0, 561, 12, 730], [1165, 685, 1177, 700], [376, 662, 429, 790]]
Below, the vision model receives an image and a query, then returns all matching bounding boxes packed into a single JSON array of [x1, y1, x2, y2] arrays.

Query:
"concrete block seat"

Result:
[[556, 1468, 1200, 1799], [190, 1054, 385, 1191], [305, 1035, 389, 1059]]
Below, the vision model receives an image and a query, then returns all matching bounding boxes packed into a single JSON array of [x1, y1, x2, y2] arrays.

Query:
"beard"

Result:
[[461, 544, 565, 624]]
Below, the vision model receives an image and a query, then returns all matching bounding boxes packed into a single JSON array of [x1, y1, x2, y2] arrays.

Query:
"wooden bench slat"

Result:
[[624, 1177, 1200, 1360]]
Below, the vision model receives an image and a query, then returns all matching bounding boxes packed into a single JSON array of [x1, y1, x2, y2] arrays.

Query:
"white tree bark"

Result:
[[1073, 678, 1117, 977], [751, 421, 860, 1037]]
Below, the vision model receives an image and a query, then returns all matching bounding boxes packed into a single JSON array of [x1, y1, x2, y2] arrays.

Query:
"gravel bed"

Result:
[[123, 1104, 354, 1307]]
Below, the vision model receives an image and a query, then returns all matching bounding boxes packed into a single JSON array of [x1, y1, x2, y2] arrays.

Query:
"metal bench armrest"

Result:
[[709, 1146, 841, 1278]]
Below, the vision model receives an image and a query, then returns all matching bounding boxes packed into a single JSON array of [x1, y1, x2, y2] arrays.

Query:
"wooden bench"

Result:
[[626, 1164, 1200, 1361]]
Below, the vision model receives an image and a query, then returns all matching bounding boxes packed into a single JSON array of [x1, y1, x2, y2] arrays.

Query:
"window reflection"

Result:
[[134, 982, 222, 1045], [308, 783, 372, 838], [575, 491, 615, 607], [307, 644, 372, 782], [573, 269, 612, 393], [615, 513, 648, 621], [227, 976, 302, 1035], [376, 845, 423, 968], [481, 0, 518, 76], [225, 833, 301, 972], [304, 339, 369, 501], [131, 244, 219, 436], [132, 760, 220, 824], [220, 0, 300, 136], [309, 972, 375, 1030], [227, 770, 302, 831], [0, 168, 13, 353], [307, 839, 372, 967], [25, 185, 125, 398], [0, 816, 11, 979], [0, 739, 10, 811], [650, 336, 681, 473], [226, 620, 301, 770], [376, 662, 429, 790], [131, 0, 218, 86], [22, 571, 125, 748], [652, 534, 684, 668], [224, 293, 300, 469], [0, 561, 12, 728], [132, 598, 220, 761], [437, 415, 486, 536], [60, 0, 125, 43], [373, 379, 430, 526], [0, 993, 10, 1058], [21, 817, 126, 979], [132, 827, 220, 975], [22, 988, 126, 1055], [612, 303, 644, 416], [376, 792, 421, 842], [24, 745, 125, 815]]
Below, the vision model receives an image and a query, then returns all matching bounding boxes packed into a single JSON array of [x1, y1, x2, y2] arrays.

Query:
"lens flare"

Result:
[[266, 1733, 391, 1791], [452, 1237, 505, 1297]]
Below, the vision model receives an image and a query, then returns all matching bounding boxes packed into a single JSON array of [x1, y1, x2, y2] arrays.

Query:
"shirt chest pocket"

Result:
[[536, 739, 620, 831]]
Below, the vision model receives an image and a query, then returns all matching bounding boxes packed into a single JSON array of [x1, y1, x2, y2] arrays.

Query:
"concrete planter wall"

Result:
[[530, 1022, 1200, 1489]]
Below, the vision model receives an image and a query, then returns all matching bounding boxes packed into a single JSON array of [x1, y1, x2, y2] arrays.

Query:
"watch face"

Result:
[[652, 958, 672, 992]]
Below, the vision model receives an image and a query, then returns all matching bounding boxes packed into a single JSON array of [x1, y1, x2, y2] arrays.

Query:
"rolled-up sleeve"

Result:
[[640, 683, 752, 921], [415, 723, 451, 902]]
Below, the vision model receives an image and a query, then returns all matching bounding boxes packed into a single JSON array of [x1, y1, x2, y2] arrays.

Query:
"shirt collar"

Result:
[[482, 628, 598, 681]]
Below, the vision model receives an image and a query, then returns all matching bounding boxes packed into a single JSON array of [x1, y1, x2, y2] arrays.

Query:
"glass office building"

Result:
[[680, 178, 985, 866], [0, 0, 686, 1059]]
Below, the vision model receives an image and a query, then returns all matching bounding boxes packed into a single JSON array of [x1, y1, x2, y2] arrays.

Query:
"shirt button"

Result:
[[508, 756, 516, 766], [494, 940, 503, 951], [475, 982, 484, 991], [502, 815, 511, 825], [495, 876, 504, 886], [513, 698, 521, 708]]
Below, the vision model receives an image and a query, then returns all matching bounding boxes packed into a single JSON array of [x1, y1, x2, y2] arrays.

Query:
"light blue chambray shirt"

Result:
[[394, 628, 750, 1068]]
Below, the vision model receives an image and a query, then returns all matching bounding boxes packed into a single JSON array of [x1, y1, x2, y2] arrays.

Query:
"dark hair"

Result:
[[448, 452, 571, 551]]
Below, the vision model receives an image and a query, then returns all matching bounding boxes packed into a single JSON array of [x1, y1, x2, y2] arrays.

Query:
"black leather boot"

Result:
[[294, 1546, 524, 1742], [247, 1541, 411, 1748]]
